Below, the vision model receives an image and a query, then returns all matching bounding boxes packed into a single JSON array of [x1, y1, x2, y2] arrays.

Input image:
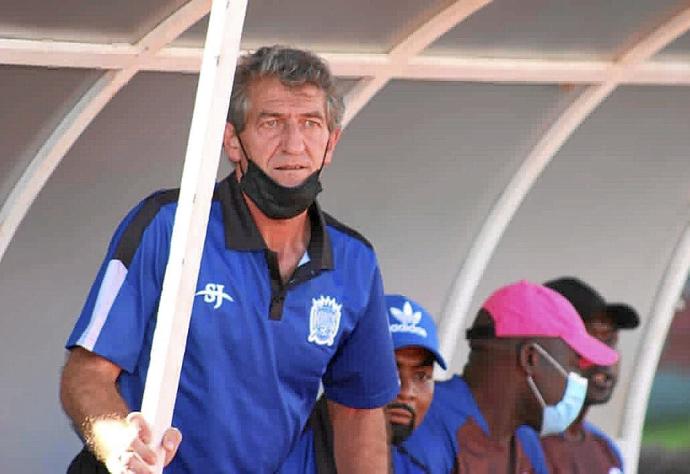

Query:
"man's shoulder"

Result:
[[113, 184, 226, 266], [415, 377, 475, 437], [322, 212, 373, 250], [111, 188, 180, 266], [583, 421, 624, 464], [132, 188, 181, 222], [583, 421, 615, 443], [434, 376, 473, 410]]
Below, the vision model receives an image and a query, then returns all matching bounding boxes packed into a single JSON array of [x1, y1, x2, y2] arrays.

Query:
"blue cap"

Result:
[[385, 294, 447, 370]]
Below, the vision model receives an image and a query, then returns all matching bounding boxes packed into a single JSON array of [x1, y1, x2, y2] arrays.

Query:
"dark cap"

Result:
[[544, 277, 640, 329]]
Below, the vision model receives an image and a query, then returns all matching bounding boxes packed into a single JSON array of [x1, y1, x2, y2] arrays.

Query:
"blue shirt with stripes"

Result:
[[66, 174, 399, 473]]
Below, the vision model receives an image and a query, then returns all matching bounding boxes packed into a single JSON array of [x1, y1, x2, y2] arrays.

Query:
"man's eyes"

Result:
[[304, 119, 322, 128], [413, 371, 432, 382], [261, 119, 279, 128], [259, 119, 322, 129]]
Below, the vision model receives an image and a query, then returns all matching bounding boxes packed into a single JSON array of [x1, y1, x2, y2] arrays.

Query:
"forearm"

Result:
[[329, 403, 390, 473], [60, 348, 130, 460]]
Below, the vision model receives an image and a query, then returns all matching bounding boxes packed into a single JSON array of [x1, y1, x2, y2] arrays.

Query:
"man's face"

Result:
[[224, 77, 340, 188], [385, 347, 435, 445], [582, 313, 620, 405]]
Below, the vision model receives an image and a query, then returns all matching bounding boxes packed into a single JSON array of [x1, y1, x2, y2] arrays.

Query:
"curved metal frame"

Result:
[[619, 222, 690, 473], [0, 2, 688, 470], [437, 5, 690, 368], [5, 40, 690, 85], [0, 0, 211, 263], [342, 0, 492, 126]]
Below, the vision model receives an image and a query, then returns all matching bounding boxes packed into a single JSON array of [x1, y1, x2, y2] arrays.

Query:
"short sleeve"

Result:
[[66, 196, 171, 373], [322, 265, 398, 408]]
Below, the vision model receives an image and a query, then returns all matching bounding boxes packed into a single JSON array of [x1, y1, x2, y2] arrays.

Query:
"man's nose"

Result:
[[398, 379, 416, 401], [281, 121, 306, 154]]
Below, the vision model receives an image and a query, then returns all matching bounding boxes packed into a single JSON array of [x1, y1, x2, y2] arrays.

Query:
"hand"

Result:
[[98, 412, 182, 474]]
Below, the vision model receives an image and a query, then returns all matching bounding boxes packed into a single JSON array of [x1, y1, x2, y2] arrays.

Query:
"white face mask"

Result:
[[526, 343, 588, 437]]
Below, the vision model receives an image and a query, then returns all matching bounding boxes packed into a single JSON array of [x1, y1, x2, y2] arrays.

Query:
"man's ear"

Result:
[[224, 122, 242, 164], [323, 128, 342, 166], [519, 342, 539, 377]]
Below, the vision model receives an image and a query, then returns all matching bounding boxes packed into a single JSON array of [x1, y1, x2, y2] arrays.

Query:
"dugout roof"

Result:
[[1, 1, 689, 472]]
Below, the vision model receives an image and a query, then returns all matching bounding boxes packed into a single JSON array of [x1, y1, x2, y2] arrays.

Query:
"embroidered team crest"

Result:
[[308, 296, 342, 346]]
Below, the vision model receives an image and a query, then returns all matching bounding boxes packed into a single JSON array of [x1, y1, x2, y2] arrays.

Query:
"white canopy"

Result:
[[1, 1, 689, 472]]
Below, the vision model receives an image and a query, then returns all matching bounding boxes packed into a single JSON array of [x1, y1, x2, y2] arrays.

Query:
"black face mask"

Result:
[[237, 137, 325, 220], [387, 403, 417, 446]]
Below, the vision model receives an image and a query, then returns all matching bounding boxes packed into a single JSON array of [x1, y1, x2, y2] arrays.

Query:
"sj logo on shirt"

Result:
[[195, 283, 234, 309]]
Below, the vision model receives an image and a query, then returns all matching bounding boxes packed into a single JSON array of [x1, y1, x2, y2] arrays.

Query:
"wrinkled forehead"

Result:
[[246, 77, 327, 111]]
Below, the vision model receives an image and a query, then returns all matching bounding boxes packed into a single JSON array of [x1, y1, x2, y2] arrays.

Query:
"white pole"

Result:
[[619, 222, 690, 473], [139, 0, 248, 471]]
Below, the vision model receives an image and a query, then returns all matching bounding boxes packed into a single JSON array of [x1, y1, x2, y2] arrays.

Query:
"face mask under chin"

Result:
[[236, 138, 326, 220], [526, 343, 588, 437]]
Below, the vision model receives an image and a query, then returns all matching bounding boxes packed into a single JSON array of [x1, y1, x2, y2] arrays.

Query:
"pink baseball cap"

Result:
[[474, 280, 618, 366]]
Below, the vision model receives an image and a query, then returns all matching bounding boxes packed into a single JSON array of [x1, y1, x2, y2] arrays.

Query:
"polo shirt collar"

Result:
[[218, 172, 333, 270]]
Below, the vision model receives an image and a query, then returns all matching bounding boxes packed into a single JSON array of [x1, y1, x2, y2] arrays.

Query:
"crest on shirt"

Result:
[[389, 301, 427, 337], [308, 295, 342, 346]]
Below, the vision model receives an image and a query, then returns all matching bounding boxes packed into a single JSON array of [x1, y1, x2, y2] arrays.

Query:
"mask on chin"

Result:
[[237, 137, 325, 220], [526, 343, 588, 437], [387, 403, 417, 446]]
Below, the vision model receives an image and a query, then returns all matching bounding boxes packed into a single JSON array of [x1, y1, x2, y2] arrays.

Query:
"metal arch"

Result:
[[6, 40, 690, 85], [437, 5, 690, 370], [0, 0, 211, 264], [619, 222, 690, 474], [341, 0, 492, 127]]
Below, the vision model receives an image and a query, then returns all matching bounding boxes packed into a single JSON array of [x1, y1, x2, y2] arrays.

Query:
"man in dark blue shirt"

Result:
[[60, 46, 399, 473], [279, 294, 447, 473]]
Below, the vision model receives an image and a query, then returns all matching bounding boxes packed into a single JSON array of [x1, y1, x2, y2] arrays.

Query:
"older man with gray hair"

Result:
[[61, 45, 399, 473]]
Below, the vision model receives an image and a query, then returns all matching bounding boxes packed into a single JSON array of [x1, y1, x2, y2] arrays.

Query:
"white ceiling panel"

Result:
[[0, 0, 189, 43], [427, 0, 685, 60], [176, 0, 454, 53]]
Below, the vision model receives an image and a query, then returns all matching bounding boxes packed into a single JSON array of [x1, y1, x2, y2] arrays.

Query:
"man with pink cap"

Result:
[[403, 280, 619, 473]]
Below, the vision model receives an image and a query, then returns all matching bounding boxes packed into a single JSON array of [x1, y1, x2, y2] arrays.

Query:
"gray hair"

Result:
[[227, 45, 344, 132]]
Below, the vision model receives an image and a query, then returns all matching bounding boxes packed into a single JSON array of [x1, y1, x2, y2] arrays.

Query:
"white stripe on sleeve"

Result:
[[77, 259, 128, 350]]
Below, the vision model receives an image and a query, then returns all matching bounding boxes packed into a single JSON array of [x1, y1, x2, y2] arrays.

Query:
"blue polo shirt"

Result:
[[403, 376, 548, 474], [66, 173, 399, 473]]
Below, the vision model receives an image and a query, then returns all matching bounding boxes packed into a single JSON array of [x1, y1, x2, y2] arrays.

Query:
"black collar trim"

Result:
[[218, 172, 333, 271]]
